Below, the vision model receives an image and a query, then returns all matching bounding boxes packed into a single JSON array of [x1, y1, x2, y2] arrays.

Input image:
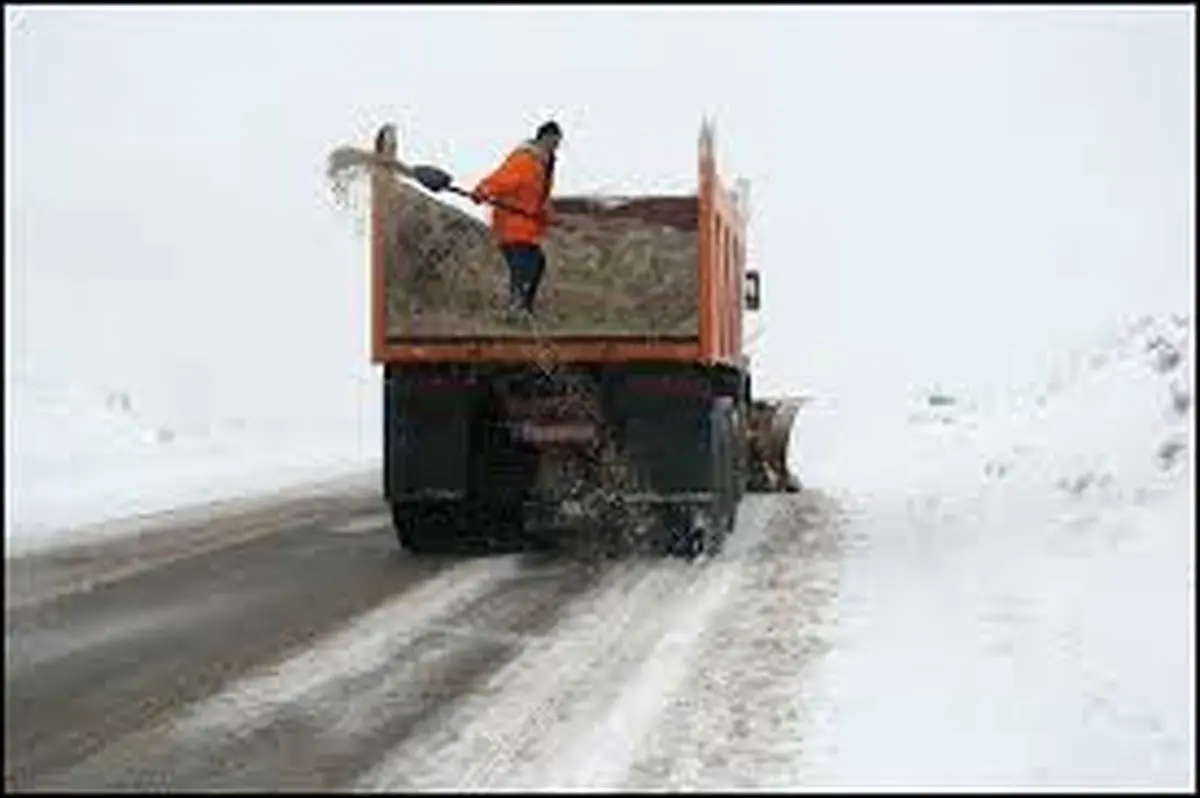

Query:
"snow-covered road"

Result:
[[5, 489, 848, 791], [6, 314, 1193, 792]]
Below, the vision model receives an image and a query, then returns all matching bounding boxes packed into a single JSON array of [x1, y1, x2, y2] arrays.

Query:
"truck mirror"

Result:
[[745, 270, 761, 311]]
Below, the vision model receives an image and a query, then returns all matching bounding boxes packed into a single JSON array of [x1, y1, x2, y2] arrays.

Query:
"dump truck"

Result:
[[363, 121, 800, 558]]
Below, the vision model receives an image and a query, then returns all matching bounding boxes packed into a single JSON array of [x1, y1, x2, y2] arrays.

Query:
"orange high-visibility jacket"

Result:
[[473, 142, 554, 245]]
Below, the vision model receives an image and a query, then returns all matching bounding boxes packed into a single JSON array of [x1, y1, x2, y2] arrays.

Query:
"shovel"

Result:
[[369, 154, 543, 221]]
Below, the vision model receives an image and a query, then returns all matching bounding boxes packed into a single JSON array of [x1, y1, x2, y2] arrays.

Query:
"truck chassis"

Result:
[[384, 360, 753, 559]]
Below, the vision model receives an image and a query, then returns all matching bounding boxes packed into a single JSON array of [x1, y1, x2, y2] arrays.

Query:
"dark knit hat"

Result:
[[536, 120, 563, 140]]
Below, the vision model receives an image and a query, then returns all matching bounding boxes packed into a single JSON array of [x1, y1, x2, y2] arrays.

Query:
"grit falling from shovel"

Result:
[[325, 141, 543, 221]]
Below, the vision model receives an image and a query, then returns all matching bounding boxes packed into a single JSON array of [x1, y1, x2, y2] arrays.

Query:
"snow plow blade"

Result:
[[745, 397, 803, 493]]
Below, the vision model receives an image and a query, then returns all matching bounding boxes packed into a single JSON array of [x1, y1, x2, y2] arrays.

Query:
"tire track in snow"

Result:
[[355, 495, 792, 791], [621, 492, 844, 790], [492, 495, 790, 790], [497, 561, 743, 790], [169, 558, 519, 742], [352, 559, 660, 790], [35, 554, 624, 791], [169, 557, 624, 791], [37, 556, 520, 789]]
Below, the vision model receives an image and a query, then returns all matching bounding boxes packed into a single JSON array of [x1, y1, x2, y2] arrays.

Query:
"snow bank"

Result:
[[790, 313, 1191, 508], [792, 312, 1194, 790], [5, 377, 379, 554]]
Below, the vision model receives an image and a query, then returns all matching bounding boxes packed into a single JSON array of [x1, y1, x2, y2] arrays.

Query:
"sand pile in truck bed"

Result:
[[327, 147, 700, 339]]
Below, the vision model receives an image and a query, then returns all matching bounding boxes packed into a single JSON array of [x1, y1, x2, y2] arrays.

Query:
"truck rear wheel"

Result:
[[391, 500, 469, 555], [655, 396, 741, 561], [660, 504, 724, 560]]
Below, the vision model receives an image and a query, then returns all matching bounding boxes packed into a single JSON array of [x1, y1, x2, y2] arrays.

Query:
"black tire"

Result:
[[460, 383, 533, 555], [391, 500, 467, 555], [681, 516, 712, 561], [707, 398, 738, 556], [711, 497, 736, 554], [463, 497, 527, 554], [659, 504, 715, 561], [730, 404, 749, 502], [655, 397, 740, 561]]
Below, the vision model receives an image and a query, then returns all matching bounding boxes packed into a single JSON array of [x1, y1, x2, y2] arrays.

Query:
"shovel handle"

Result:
[[375, 154, 547, 222], [444, 185, 535, 220]]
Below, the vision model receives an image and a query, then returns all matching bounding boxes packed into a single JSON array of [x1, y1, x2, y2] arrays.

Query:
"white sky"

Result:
[[5, 5, 1195, 418]]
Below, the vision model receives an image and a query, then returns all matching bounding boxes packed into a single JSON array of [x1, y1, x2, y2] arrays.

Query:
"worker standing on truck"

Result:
[[471, 121, 562, 316]]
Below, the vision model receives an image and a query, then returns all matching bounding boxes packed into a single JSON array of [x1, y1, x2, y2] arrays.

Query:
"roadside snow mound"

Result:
[[789, 313, 1192, 512], [973, 313, 1191, 509], [797, 312, 1193, 790], [6, 380, 376, 552], [10, 383, 158, 467]]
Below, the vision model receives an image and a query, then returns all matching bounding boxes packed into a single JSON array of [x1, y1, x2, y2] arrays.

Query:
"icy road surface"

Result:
[[4, 489, 843, 791], [6, 478, 1189, 791]]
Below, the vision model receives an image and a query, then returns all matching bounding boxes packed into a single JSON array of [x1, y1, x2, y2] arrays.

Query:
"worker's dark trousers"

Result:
[[500, 243, 546, 313]]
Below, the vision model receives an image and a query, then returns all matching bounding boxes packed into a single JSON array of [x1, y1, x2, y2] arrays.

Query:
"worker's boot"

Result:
[[505, 283, 526, 322], [521, 282, 539, 318]]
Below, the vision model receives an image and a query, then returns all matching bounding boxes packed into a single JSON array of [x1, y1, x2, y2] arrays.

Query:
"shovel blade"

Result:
[[411, 164, 454, 193]]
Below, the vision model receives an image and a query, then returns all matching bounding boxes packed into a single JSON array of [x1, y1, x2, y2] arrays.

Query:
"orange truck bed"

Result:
[[369, 122, 748, 369]]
